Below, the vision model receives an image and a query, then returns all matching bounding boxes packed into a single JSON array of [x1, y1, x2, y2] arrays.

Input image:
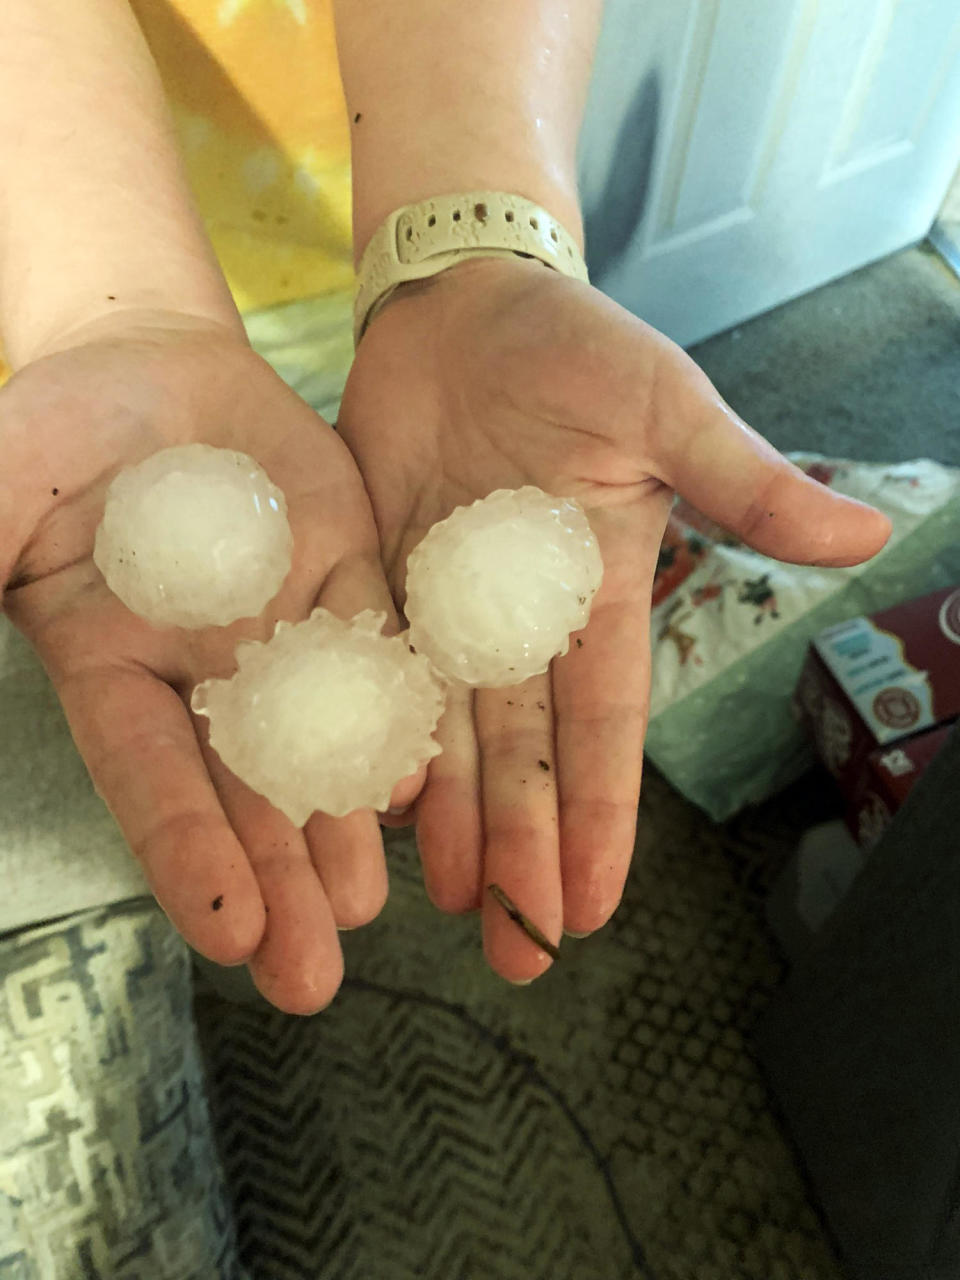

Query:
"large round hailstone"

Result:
[[404, 487, 603, 687], [191, 608, 445, 824], [93, 443, 293, 628]]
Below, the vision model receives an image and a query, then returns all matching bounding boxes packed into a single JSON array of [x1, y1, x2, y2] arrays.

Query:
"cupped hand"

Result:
[[0, 312, 421, 1014], [337, 258, 891, 984]]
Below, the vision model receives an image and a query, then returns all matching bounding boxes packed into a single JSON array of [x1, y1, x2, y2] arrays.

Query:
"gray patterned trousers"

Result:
[[0, 899, 245, 1280]]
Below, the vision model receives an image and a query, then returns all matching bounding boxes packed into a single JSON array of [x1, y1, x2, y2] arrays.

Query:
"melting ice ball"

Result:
[[191, 608, 445, 824], [93, 443, 293, 628], [404, 487, 603, 687]]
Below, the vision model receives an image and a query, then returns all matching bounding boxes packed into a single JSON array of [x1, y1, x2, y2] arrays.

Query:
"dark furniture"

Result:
[[757, 722, 960, 1280]]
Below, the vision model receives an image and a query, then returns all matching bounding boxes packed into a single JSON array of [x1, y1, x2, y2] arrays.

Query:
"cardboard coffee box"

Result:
[[852, 721, 955, 846], [795, 583, 960, 844]]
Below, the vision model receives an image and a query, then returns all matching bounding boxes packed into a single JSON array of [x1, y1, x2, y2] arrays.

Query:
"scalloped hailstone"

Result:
[[404, 487, 603, 687], [93, 443, 293, 628], [191, 608, 445, 823]]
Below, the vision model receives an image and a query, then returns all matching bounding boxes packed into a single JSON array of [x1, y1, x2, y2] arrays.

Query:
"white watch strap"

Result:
[[353, 191, 588, 343]]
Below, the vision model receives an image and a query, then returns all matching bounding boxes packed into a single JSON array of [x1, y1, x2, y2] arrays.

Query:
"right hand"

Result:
[[338, 258, 892, 984], [0, 311, 421, 1014]]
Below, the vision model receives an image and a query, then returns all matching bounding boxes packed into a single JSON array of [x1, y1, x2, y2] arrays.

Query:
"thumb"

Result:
[[651, 383, 892, 569], [561, 289, 892, 570]]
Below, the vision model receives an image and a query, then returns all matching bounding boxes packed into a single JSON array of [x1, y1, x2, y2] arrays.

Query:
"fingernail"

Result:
[[506, 977, 534, 987], [387, 805, 409, 816], [564, 929, 592, 939]]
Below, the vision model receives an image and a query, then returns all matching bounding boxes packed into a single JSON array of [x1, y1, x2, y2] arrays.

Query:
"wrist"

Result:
[[3, 256, 245, 369], [354, 191, 587, 342], [11, 303, 247, 368], [1, 211, 244, 368], [334, 1, 598, 263], [350, 153, 583, 267]]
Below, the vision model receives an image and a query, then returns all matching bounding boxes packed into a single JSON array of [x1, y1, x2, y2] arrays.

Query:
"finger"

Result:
[[377, 766, 428, 826], [476, 675, 562, 984], [55, 664, 265, 967], [180, 546, 397, 1011], [378, 804, 417, 829], [198, 733, 344, 1016], [415, 684, 484, 914], [305, 808, 389, 930], [577, 307, 892, 566], [647, 352, 892, 565], [552, 508, 663, 935]]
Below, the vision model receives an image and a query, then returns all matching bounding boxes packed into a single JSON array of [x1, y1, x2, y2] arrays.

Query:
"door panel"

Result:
[[580, 0, 960, 345]]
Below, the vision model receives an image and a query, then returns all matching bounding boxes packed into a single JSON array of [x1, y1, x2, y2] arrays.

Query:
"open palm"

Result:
[[1, 316, 419, 1013], [337, 258, 891, 984]]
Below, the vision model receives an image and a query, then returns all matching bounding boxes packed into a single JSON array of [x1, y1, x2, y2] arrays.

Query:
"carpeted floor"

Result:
[[690, 245, 960, 470], [195, 767, 846, 1280], [192, 243, 960, 1280]]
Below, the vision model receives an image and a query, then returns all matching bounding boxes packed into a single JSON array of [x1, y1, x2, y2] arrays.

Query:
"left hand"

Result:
[[337, 257, 891, 984], [1, 313, 422, 1015]]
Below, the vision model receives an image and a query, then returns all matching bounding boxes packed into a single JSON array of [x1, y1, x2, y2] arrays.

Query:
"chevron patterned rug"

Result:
[[193, 767, 844, 1280]]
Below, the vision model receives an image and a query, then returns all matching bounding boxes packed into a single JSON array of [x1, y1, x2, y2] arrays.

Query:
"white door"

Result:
[[579, 0, 960, 346]]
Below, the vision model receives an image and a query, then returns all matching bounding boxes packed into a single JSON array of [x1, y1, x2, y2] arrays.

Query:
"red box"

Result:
[[850, 722, 955, 847], [795, 583, 960, 845]]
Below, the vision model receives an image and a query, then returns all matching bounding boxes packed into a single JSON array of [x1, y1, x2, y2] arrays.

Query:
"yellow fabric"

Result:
[[146, 0, 359, 422], [135, 0, 354, 313], [0, 1, 353, 387]]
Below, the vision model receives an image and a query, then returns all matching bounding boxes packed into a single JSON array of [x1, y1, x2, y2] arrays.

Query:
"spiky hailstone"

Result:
[[93, 444, 293, 628], [191, 609, 445, 824], [404, 487, 603, 687]]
